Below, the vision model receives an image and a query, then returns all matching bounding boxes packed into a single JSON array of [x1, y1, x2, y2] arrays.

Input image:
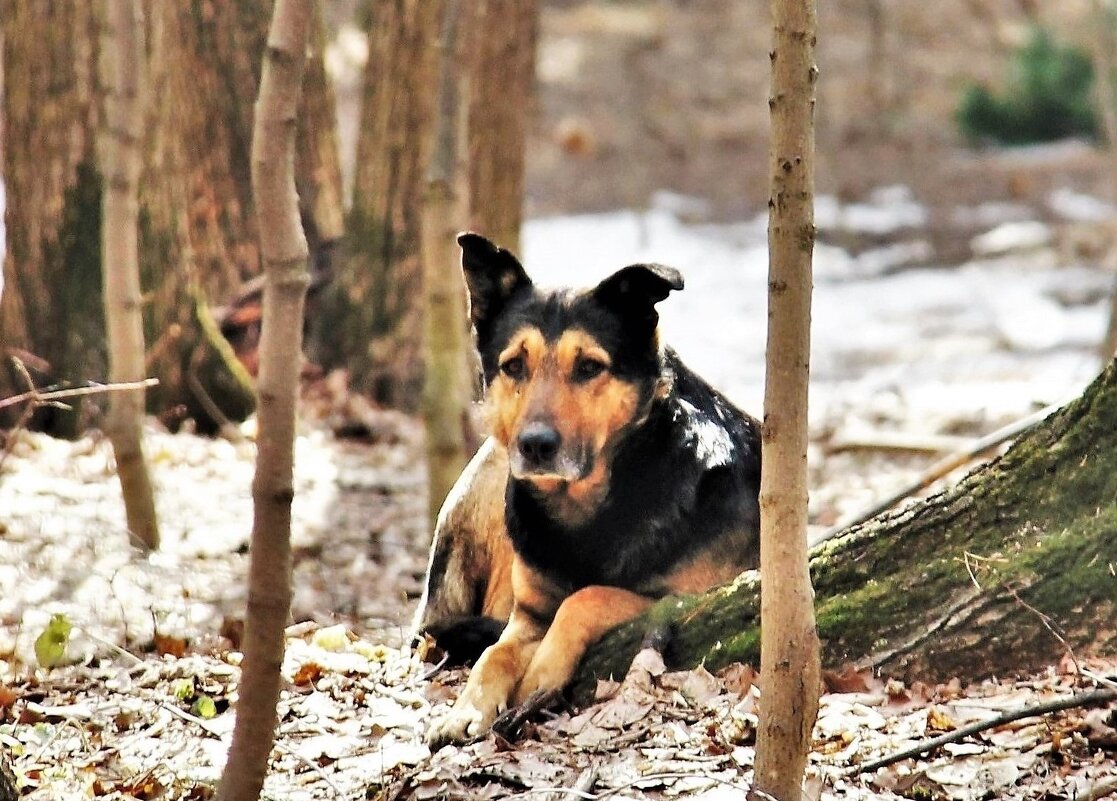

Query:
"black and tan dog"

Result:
[[416, 233, 762, 748]]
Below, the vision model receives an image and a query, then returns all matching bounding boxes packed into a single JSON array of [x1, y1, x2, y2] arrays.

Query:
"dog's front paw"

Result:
[[513, 659, 573, 705], [426, 701, 492, 750]]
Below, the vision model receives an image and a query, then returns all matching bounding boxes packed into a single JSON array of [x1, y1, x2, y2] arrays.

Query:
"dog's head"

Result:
[[458, 232, 682, 502]]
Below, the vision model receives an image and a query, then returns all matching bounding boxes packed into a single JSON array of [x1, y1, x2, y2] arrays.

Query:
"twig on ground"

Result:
[[519, 763, 601, 801], [1008, 586, 1082, 677], [1081, 774, 1117, 801], [273, 740, 345, 798], [814, 401, 1063, 546], [846, 686, 1117, 776], [492, 688, 565, 743], [1081, 669, 1117, 692]]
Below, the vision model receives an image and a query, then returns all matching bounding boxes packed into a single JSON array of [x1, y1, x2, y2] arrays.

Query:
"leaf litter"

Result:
[[1, 417, 1116, 798]]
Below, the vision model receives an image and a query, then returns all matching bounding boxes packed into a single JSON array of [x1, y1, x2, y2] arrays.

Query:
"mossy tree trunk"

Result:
[[140, 0, 342, 434], [466, 0, 539, 253], [0, 3, 105, 436], [310, 0, 444, 413], [1, 0, 342, 436], [575, 359, 1117, 696]]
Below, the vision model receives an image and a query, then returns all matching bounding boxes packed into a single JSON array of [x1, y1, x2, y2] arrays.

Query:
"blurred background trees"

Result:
[[6, 0, 1117, 434], [0, 0, 343, 436], [4, 0, 1117, 532]]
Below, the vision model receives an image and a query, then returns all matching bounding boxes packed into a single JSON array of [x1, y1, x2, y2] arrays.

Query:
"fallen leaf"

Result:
[[312, 624, 352, 652], [293, 661, 325, 686], [191, 695, 217, 719], [717, 663, 758, 696], [660, 665, 722, 709], [154, 633, 188, 658], [926, 705, 956, 733], [823, 662, 872, 694], [0, 684, 20, 713]]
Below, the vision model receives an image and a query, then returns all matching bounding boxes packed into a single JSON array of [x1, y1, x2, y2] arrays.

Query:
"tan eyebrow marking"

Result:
[[498, 327, 546, 369], [555, 329, 611, 371]]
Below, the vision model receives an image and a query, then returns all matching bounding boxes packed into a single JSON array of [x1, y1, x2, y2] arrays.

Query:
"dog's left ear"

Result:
[[592, 263, 684, 323]]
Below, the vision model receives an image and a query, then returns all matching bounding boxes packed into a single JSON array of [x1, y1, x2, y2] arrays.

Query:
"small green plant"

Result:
[[33, 614, 72, 668], [958, 28, 1098, 145]]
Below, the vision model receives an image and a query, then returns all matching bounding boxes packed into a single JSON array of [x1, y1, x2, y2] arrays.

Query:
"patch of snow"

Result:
[[538, 36, 586, 84], [970, 220, 1051, 256], [950, 201, 1035, 228], [1047, 186, 1117, 222], [523, 204, 1107, 430], [815, 185, 928, 235], [649, 189, 712, 222]]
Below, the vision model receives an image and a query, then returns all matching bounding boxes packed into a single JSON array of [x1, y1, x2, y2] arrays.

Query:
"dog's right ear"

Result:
[[458, 232, 532, 337]]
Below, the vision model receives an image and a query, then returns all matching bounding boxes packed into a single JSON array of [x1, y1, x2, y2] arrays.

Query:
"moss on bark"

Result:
[[573, 359, 1117, 698]]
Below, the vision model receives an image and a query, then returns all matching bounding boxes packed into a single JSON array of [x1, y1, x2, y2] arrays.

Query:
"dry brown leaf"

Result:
[[717, 662, 758, 696], [823, 662, 872, 694], [0, 684, 20, 713], [293, 661, 325, 687], [154, 633, 187, 659], [593, 677, 621, 702]]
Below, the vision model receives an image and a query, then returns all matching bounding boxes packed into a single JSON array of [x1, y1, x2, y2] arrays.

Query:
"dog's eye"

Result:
[[500, 357, 526, 380], [573, 357, 607, 382]]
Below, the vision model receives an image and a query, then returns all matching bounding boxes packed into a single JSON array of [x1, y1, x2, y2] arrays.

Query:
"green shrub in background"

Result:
[[958, 28, 1098, 145]]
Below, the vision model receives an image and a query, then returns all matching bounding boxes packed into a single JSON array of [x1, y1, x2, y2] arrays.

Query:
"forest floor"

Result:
[[4, 3, 1117, 795], [3, 179, 1117, 798]]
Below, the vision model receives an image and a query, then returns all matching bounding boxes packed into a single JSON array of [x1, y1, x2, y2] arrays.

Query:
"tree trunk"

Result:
[[100, 0, 160, 550], [217, 1, 311, 799], [310, 0, 444, 412], [421, 0, 472, 530], [574, 358, 1117, 698], [1089, 0, 1117, 362], [2, 0, 342, 436], [466, 0, 539, 253], [752, 1, 821, 797], [138, 0, 272, 434], [0, 3, 105, 436]]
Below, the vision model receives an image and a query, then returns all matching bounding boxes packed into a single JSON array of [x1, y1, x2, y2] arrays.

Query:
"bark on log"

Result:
[[573, 358, 1117, 698]]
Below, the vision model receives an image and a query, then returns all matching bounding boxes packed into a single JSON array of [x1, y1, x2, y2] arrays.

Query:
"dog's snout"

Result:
[[517, 423, 561, 466]]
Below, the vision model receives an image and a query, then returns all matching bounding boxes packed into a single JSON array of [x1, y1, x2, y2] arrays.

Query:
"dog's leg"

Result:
[[514, 585, 652, 703], [426, 607, 544, 749]]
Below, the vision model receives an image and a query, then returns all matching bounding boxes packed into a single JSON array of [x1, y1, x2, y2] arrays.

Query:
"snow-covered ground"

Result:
[[523, 190, 1112, 437]]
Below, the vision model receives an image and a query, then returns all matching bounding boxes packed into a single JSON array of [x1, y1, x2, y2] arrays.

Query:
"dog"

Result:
[[416, 233, 762, 748]]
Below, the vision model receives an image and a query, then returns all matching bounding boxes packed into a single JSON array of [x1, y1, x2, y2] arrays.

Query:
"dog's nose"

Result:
[[517, 423, 561, 466]]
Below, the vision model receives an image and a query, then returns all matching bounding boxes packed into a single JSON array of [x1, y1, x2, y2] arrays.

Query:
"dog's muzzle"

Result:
[[511, 422, 588, 484]]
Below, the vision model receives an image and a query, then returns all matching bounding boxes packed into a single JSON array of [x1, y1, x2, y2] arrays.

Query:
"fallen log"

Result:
[[574, 359, 1117, 698]]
